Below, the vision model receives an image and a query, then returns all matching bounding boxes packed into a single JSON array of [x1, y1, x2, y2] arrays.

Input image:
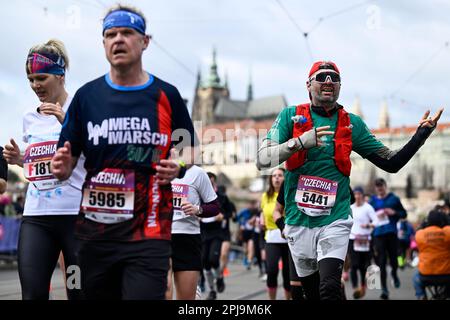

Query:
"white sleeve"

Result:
[[366, 203, 377, 222], [22, 114, 29, 143], [196, 169, 218, 204], [201, 217, 216, 223]]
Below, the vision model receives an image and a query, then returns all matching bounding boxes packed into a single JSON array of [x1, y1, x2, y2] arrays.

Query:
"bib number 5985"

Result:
[[88, 191, 125, 208]]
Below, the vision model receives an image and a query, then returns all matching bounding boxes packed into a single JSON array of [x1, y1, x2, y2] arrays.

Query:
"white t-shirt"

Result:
[[350, 202, 376, 240], [22, 96, 86, 216], [171, 165, 217, 234], [266, 228, 287, 243]]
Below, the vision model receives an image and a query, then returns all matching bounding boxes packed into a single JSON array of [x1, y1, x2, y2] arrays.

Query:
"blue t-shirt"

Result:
[[59, 73, 197, 241], [369, 192, 407, 237], [237, 208, 256, 231]]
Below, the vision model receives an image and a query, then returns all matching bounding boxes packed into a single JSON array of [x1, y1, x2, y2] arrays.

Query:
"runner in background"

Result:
[[260, 168, 291, 300], [273, 181, 305, 300], [348, 186, 376, 299], [207, 174, 236, 293], [200, 172, 226, 300], [166, 149, 220, 300], [236, 200, 258, 270], [3, 39, 85, 300], [251, 208, 265, 278], [397, 218, 415, 269], [370, 178, 406, 299], [217, 185, 237, 283]]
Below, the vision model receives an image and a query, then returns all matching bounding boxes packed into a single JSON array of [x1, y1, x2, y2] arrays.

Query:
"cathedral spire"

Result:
[[206, 47, 222, 88], [351, 95, 364, 120], [247, 68, 253, 101]]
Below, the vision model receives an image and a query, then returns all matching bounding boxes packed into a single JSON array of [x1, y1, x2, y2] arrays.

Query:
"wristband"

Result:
[[275, 216, 285, 231], [177, 160, 187, 179]]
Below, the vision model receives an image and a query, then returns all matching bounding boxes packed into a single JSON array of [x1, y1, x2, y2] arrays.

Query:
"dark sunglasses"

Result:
[[310, 72, 341, 83]]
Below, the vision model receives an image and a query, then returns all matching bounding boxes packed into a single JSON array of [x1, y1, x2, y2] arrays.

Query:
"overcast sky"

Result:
[[1, 0, 449, 149]]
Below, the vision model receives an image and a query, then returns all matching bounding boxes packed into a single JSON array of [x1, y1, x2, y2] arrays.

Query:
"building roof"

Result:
[[201, 119, 275, 143], [213, 95, 287, 120], [247, 95, 287, 118], [214, 98, 247, 119]]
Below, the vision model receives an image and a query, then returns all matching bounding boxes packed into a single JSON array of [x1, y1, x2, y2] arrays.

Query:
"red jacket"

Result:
[[285, 104, 352, 176]]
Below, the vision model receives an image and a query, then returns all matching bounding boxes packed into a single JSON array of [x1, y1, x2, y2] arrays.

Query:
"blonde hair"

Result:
[[27, 39, 69, 71], [103, 3, 147, 27]]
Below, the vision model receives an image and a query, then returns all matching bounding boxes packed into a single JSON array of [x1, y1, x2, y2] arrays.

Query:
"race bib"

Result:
[[82, 168, 135, 224], [171, 184, 189, 221], [374, 209, 389, 226], [295, 175, 338, 217], [354, 234, 370, 252], [23, 141, 65, 190]]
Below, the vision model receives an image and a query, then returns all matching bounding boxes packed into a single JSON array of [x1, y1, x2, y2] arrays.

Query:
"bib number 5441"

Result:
[[301, 192, 329, 206]]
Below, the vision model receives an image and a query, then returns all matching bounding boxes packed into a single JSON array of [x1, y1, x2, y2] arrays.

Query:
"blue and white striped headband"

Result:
[[103, 10, 146, 35]]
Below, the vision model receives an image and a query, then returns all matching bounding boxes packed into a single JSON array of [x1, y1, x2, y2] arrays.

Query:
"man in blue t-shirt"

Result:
[[369, 178, 407, 300], [51, 4, 196, 300]]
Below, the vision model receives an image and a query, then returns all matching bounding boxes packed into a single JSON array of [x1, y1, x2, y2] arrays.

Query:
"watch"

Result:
[[287, 138, 297, 150]]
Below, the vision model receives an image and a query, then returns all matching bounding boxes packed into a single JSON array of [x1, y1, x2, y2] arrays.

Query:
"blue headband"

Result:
[[103, 10, 146, 35]]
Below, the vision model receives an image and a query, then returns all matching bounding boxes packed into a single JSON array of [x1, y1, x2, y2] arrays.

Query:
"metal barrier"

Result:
[[0, 216, 21, 260]]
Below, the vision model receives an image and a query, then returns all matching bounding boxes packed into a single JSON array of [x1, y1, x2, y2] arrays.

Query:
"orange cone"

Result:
[[223, 267, 230, 277]]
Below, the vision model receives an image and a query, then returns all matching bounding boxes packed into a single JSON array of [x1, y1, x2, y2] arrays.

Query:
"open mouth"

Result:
[[321, 85, 334, 94], [113, 48, 127, 55]]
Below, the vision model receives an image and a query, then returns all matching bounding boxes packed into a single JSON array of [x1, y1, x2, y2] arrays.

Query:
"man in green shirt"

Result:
[[257, 61, 443, 300]]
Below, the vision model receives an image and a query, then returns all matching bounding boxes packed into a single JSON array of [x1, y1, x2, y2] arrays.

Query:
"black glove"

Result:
[[275, 216, 285, 231]]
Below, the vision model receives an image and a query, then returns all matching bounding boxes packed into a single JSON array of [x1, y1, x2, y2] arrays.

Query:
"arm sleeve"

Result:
[[256, 108, 296, 170], [277, 182, 285, 207], [58, 92, 83, 157], [0, 147, 7, 181], [197, 169, 219, 217], [199, 198, 221, 218], [365, 126, 434, 173], [393, 196, 407, 219]]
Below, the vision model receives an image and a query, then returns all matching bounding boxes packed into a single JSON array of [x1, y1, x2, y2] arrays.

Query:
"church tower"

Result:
[[192, 48, 230, 126]]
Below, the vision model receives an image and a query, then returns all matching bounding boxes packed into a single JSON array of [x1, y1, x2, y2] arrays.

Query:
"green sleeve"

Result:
[[266, 106, 295, 143], [350, 114, 384, 158]]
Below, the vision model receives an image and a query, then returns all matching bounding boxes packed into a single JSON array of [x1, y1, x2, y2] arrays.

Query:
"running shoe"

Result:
[[391, 274, 401, 289], [216, 277, 226, 293], [380, 289, 389, 300], [207, 290, 217, 300]]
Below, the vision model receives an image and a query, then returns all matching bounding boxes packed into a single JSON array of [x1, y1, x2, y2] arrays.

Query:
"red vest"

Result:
[[285, 104, 353, 176]]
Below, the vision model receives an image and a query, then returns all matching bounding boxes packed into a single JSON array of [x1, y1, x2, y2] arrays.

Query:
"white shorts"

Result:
[[285, 217, 353, 277]]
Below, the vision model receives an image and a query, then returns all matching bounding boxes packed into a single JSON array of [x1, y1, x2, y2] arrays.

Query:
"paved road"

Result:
[[0, 257, 417, 300]]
